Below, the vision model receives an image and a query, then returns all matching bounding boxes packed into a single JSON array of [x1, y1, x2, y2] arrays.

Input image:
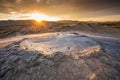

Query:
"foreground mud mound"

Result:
[[19, 33, 100, 55], [0, 33, 120, 80]]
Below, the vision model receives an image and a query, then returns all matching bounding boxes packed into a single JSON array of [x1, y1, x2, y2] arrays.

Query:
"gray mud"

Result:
[[0, 32, 120, 80]]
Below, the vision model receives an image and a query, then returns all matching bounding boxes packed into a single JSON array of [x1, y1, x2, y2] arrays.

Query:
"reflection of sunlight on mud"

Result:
[[80, 46, 101, 56], [89, 73, 96, 80], [69, 46, 101, 60], [19, 33, 101, 56]]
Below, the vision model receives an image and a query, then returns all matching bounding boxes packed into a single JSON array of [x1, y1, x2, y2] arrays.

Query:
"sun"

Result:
[[30, 13, 61, 22], [31, 13, 42, 22]]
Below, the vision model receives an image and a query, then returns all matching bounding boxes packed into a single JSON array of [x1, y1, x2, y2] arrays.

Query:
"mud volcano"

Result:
[[19, 33, 101, 56], [0, 32, 120, 80]]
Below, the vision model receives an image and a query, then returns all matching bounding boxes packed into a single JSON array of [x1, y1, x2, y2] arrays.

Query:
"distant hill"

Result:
[[0, 20, 120, 38]]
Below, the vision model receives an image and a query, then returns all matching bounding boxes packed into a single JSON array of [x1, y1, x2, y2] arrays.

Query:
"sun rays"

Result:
[[30, 13, 61, 22]]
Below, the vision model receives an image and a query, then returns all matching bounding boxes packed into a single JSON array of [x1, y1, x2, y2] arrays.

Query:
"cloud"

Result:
[[0, 0, 120, 20]]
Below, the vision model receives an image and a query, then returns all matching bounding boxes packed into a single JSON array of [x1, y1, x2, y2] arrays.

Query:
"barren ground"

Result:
[[0, 20, 120, 80]]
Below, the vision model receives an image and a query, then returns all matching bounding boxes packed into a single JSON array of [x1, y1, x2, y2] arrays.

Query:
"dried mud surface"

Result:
[[0, 33, 120, 80]]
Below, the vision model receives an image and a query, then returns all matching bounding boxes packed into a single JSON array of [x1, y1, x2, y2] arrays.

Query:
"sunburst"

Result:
[[30, 13, 61, 22]]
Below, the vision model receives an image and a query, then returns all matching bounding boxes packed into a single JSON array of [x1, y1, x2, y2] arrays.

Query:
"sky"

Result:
[[0, 0, 120, 21]]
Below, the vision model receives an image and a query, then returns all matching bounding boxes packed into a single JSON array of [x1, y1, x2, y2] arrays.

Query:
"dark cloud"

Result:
[[0, 0, 120, 19]]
